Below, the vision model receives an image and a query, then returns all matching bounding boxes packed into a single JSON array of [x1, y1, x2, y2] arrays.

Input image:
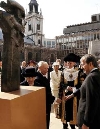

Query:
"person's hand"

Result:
[[82, 124, 89, 129], [64, 94, 74, 101], [55, 98, 62, 104], [67, 86, 73, 92]]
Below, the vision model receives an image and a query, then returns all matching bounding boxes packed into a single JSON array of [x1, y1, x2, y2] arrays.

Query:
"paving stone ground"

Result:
[[50, 105, 78, 129], [50, 113, 63, 129]]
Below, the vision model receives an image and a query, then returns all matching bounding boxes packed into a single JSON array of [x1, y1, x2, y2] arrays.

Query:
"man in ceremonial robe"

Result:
[[62, 53, 81, 129]]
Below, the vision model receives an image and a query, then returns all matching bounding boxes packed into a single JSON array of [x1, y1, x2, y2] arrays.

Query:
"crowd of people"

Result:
[[19, 53, 100, 129]]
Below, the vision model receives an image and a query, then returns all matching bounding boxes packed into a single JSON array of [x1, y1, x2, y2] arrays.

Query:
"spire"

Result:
[[29, 0, 38, 5], [29, 0, 39, 14]]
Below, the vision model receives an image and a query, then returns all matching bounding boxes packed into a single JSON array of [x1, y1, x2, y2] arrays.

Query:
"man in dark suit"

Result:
[[77, 54, 100, 129], [35, 61, 61, 129]]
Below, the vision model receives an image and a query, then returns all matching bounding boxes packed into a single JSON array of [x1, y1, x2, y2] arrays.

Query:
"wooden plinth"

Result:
[[0, 86, 46, 129]]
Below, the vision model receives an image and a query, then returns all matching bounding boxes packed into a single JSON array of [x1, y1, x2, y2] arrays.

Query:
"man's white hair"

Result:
[[38, 61, 48, 67]]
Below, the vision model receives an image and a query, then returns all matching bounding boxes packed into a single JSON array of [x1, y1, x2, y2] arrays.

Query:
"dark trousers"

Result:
[[70, 124, 75, 129], [63, 123, 68, 129], [46, 113, 50, 129], [63, 123, 75, 129]]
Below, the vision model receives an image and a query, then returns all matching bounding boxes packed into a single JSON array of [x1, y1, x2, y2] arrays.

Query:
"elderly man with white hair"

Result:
[[35, 61, 61, 129]]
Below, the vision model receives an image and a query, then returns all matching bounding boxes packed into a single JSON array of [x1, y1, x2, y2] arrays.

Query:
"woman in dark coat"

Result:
[[20, 67, 40, 86]]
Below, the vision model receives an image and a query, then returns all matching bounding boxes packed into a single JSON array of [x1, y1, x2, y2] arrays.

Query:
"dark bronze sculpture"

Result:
[[0, 0, 25, 92]]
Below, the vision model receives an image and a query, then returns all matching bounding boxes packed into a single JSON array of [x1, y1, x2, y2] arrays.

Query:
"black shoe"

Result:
[[71, 127, 75, 129], [63, 123, 69, 129], [70, 124, 75, 129], [63, 127, 69, 129]]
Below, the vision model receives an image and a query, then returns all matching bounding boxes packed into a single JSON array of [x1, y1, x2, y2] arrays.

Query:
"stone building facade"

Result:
[[56, 13, 100, 61], [20, 43, 57, 64], [25, 0, 44, 46], [88, 39, 100, 59], [0, 1, 100, 63], [22, 0, 57, 64]]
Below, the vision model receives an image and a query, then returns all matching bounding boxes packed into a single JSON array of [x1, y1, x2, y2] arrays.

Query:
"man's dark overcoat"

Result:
[[35, 71, 55, 129], [77, 69, 100, 129]]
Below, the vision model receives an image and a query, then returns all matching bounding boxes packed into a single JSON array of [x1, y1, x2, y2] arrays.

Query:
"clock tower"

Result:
[[25, 0, 44, 46]]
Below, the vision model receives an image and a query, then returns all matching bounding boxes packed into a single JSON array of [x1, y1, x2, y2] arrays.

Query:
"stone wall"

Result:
[[88, 40, 100, 59]]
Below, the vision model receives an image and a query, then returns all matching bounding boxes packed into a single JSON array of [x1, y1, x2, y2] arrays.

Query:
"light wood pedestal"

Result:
[[0, 86, 46, 129]]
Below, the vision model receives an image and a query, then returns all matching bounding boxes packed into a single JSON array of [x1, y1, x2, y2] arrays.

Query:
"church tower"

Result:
[[25, 0, 44, 46]]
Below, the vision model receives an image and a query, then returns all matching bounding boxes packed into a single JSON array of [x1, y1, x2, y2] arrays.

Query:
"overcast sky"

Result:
[[1, 0, 100, 38]]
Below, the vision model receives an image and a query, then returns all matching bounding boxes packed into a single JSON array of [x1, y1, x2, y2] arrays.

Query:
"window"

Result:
[[77, 42, 79, 48], [92, 16, 97, 22], [47, 41, 51, 45], [28, 20, 31, 31], [44, 41, 46, 46], [47, 41, 51, 48], [38, 39, 41, 44], [37, 24, 40, 30], [94, 34, 96, 40], [97, 33, 100, 39], [52, 41, 55, 45], [34, 5, 38, 13], [29, 5, 33, 12]]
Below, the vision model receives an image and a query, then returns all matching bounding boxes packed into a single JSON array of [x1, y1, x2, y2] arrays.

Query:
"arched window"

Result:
[[36, 52, 40, 62], [28, 52, 32, 61], [37, 24, 40, 30], [28, 20, 31, 31], [29, 5, 33, 12]]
